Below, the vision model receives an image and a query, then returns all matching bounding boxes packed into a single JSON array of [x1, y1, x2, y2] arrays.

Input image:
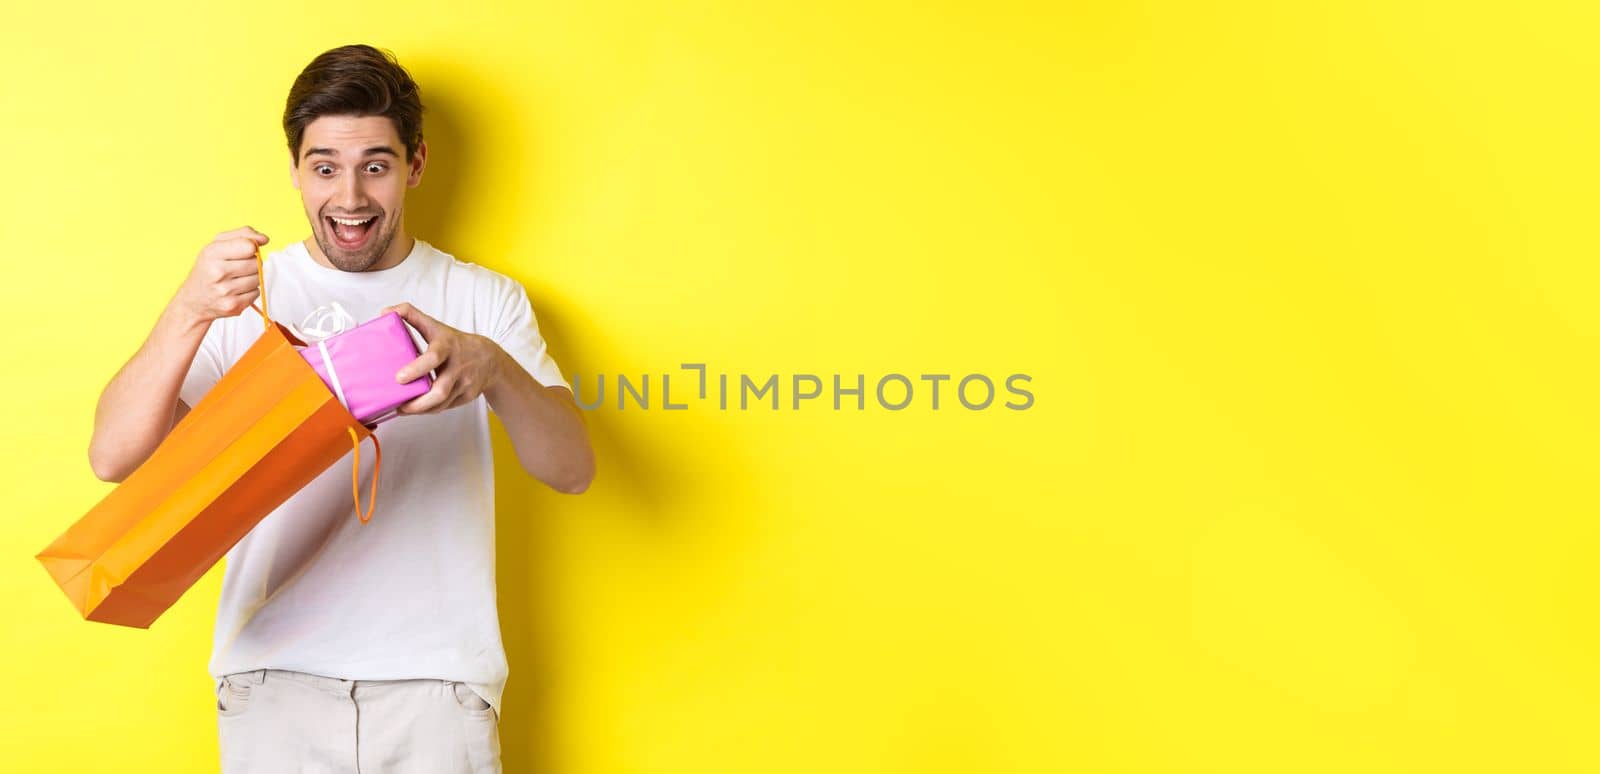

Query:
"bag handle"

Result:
[[248, 247, 381, 525], [347, 428, 382, 524], [249, 248, 270, 332]]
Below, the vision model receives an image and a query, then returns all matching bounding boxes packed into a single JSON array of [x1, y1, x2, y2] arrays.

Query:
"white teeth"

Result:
[[330, 216, 375, 226]]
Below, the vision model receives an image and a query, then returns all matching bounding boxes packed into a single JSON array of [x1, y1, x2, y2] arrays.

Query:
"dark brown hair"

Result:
[[283, 44, 424, 162]]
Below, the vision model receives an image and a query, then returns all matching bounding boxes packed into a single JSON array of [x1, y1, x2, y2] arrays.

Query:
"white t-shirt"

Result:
[[179, 238, 569, 718]]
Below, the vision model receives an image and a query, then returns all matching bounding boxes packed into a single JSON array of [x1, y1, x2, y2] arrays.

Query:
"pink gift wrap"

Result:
[[299, 311, 432, 425]]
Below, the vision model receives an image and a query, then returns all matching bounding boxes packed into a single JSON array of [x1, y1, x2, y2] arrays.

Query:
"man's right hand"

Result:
[[173, 227, 269, 327]]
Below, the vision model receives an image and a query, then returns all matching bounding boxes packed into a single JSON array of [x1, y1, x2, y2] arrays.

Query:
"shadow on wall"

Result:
[[404, 74, 473, 255], [406, 67, 750, 772]]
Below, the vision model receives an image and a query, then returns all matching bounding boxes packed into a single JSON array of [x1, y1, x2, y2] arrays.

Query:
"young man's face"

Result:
[[291, 114, 426, 272]]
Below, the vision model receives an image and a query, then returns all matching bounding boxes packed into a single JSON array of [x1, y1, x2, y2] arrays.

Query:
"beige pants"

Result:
[[215, 669, 501, 773]]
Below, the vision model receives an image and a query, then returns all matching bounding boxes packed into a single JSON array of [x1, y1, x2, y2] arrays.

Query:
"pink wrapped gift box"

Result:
[[299, 311, 432, 425]]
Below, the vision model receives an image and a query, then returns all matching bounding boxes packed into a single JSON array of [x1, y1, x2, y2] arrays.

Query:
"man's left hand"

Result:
[[381, 302, 505, 415]]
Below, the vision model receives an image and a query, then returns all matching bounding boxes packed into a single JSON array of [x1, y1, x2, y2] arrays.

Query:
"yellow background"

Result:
[[2, 1, 1596, 772]]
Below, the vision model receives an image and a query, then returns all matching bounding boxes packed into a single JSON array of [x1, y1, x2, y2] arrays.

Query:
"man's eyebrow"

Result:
[[303, 146, 399, 159]]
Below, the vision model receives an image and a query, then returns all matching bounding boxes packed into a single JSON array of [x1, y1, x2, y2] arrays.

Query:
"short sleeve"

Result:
[[178, 320, 227, 408], [490, 281, 570, 392]]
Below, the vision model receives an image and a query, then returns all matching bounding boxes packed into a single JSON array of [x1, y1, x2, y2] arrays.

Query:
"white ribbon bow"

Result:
[[290, 301, 358, 343]]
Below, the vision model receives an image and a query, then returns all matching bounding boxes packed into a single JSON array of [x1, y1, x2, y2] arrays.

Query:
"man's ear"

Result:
[[407, 140, 427, 188], [289, 153, 300, 190]]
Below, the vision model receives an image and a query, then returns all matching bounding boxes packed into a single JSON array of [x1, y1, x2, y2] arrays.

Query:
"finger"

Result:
[[221, 274, 260, 295], [209, 237, 266, 262], [397, 348, 445, 384], [398, 389, 448, 415], [399, 375, 454, 415], [219, 288, 259, 317], [215, 226, 270, 246], [219, 259, 262, 280]]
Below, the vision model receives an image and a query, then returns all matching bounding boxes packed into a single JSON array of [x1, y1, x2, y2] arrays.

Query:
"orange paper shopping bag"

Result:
[[36, 252, 380, 628]]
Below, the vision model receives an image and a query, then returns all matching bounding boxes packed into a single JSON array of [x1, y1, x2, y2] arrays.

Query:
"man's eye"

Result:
[[315, 165, 334, 176], [365, 163, 386, 174]]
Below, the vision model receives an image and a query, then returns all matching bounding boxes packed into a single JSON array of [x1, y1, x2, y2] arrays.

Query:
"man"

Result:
[[86, 44, 594, 773]]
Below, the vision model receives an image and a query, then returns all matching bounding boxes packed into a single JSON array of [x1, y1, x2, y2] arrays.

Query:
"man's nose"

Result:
[[334, 172, 367, 210]]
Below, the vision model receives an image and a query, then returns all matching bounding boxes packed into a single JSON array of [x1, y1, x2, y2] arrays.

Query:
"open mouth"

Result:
[[326, 213, 379, 250]]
